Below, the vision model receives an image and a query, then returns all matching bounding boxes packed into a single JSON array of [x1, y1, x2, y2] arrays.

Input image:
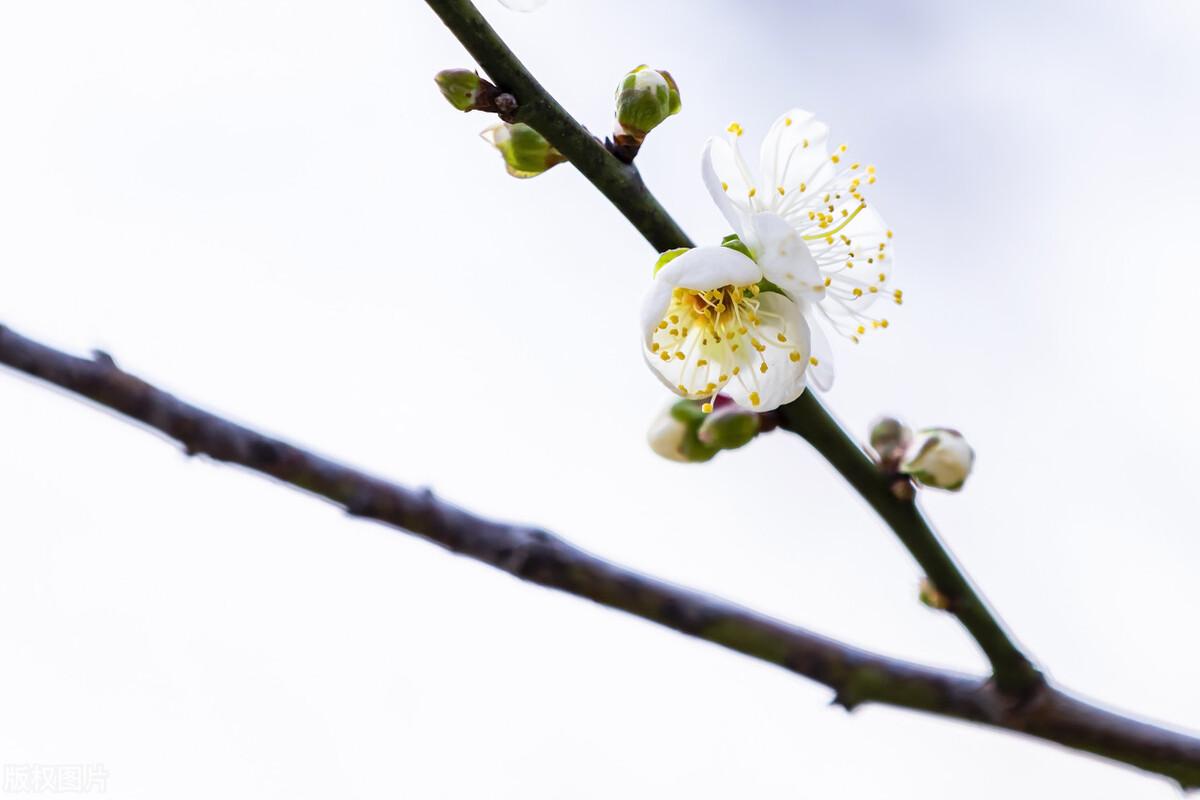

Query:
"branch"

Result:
[[1, 323, 1198, 788], [423, 0, 1042, 695]]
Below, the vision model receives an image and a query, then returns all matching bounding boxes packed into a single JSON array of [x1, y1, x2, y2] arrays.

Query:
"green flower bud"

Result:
[[697, 406, 760, 451], [647, 400, 717, 463], [901, 428, 975, 491], [869, 416, 912, 466], [480, 122, 566, 179], [614, 65, 681, 143], [435, 69, 485, 112], [918, 577, 951, 610]]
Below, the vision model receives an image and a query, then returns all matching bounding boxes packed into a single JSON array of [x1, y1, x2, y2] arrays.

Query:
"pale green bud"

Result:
[[869, 416, 912, 466], [614, 65, 681, 142], [901, 428, 975, 491], [697, 406, 760, 451], [918, 577, 951, 610], [435, 69, 485, 112], [647, 401, 716, 463], [480, 122, 566, 179]]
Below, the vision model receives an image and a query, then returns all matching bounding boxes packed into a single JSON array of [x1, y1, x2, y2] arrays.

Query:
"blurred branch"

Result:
[[424, 0, 1042, 695], [2, 322, 1198, 788]]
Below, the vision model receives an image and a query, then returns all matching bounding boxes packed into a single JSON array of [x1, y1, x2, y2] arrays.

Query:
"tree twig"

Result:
[[1, 322, 1198, 788], [423, 0, 1042, 695]]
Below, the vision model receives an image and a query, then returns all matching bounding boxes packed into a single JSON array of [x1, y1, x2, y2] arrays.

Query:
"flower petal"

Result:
[[702, 138, 754, 241], [758, 109, 833, 207], [722, 292, 811, 412], [747, 213, 824, 300], [804, 310, 835, 391], [655, 245, 761, 292]]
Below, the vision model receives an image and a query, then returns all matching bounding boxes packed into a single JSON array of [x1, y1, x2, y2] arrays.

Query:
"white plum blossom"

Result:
[[642, 245, 812, 412], [642, 109, 901, 413]]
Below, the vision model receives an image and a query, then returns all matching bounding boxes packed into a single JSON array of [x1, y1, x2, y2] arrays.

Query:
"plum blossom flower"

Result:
[[642, 245, 812, 412], [704, 110, 901, 388], [641, 108, 901, 413]]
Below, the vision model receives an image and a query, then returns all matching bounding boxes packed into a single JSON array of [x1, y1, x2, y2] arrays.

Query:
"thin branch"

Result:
[[1, 323, 1198, 788], [423, 0, 1042, 695]]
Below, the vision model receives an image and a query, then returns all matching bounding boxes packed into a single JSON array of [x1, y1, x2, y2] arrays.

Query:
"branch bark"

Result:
[[1, 323, 1198, 788], [424, 0, 1042, 695]]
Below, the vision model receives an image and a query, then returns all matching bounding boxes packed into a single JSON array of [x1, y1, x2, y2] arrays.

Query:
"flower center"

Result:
[[650, 282, 805, 410]]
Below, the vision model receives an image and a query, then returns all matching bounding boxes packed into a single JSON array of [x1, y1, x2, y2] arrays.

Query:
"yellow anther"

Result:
[[852, 288, 863, 297], [705, 382, 717, 392], [721, 181, 729, 192], [856, 325, 866, 335], [851, 162, 860, 170], [777, 186, 786, 196], [881, 319, 889, 328], [886, 229, 893, 238], [719, 374, 729, 382], [650, 343, 660, 352], [878, 273, 886, 282], [759, 362, 768, 373], [677, 384, 687, 393], [675, 352, 686, 360], [749, 392, 761, 407], [669, 314, 679, 323], [839, 144, 848, 153], [659, 352, 670, 362], [748, 187, 757, 198], [809, 356, 820, 366], [701, 402, 714, 413], [732, 366, 740, 375], [727, 122, 744, 136], [658, 320, 668, 330], [789, 351, 801, 362], [802, 138, 809, 148], [868, 165, 876, 174], [824, 277, 832, 287], [696, 358, 708, 367], [869, 286, 878, 294], [799, 182, 807, 192], [777, 333, 787, 343]]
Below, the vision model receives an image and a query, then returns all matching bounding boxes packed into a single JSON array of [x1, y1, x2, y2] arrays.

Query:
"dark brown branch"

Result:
[[2, 322, 1198, 789]]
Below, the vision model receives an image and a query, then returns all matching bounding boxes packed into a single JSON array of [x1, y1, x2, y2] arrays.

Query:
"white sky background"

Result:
[[1, 0, 1198, 796]]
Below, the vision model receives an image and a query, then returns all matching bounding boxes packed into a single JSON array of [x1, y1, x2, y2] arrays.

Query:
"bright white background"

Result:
[[2, 1, 1198, 797]]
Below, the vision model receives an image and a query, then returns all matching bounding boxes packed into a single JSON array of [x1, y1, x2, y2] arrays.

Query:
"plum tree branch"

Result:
[[1, 322, 1198, 788], [423, 0, 1043, 694]]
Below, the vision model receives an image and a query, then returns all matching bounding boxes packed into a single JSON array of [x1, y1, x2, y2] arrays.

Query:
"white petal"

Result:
[[640, 277, 675, 347], [655, 245, 761, 292], [722, 292, 811, 412], [757, 109, 833, 206], [498, 0, 547, 10], [804, 310, 835, 391], [748, 213, 824, 299], [702, 138, 753, 241], [815, 205, 894, 313]]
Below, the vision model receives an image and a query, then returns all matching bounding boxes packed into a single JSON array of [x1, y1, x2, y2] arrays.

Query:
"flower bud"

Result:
[[434, 69, 486, 112], [614, 66, 681, 146], [697, 405, 760, 451], [647, 401, 716, 463], [918, 577, 951, 610], [869, 416, 912, 466], [900, 428, 975, 491], [481, 122, 566, 178]]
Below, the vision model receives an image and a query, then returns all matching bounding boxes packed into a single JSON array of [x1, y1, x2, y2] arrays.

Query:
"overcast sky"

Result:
[[2, 1, 1199, 797]]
